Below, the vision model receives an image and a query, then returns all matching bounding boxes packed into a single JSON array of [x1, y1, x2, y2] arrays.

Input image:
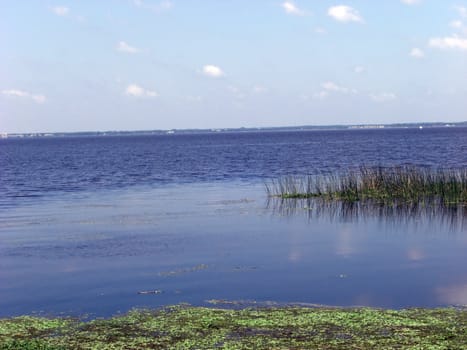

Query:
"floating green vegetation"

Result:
[[266, 166, 467, 205], [1, 306, 466, 349]]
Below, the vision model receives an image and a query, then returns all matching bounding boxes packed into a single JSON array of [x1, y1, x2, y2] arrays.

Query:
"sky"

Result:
[[1, 0, 467, 133]]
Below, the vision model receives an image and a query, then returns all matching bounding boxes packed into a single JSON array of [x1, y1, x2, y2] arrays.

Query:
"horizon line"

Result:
[[2, 120, 466, 137]]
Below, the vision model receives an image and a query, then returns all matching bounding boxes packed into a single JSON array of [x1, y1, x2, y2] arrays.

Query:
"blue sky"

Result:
[[1, 1, 467, 133]]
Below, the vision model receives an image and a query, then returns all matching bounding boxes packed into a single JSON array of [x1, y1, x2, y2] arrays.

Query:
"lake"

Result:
[[1, 127, 466, 317]]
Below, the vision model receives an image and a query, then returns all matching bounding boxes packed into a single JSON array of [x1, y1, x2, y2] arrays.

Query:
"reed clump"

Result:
[[266, 166, 467, 205]]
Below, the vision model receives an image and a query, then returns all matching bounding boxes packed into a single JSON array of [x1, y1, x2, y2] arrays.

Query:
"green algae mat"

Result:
[[1, 306, 466, 349]]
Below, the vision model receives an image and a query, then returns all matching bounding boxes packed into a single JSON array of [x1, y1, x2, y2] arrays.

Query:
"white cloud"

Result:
[[133, 0, 173, 13], [370, 92, 397, 102], [32, 95, 47, 104], [202, 65, 224, 78], [322, 81, 344, 92], [50, 6, 85, 22], [450, 20, 463, 29], [354, 66, 365, 74], [2, 89, 46, 104], [117, 41, 140, 54], [2, 89, 29, 98], [401, 0, 422, 5], [410, 47, 425, 58], [322, 81, 356, 94], [328, 5, 363, 23], [126, 84, 145, 97], [252, 85, 267, 94], [282, 1, 305, 16], [313, 81, 356, 99], [51, 6, 69, 16], [455, 6, 467, 19], [313, 91, 329, 99], [429, 35, 467, 50], [125, 84, 158, 97]]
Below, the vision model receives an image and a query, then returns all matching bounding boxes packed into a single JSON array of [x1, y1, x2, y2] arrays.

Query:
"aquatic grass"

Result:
[[0, 306, 466, 349], [267, 166, 467, 205]]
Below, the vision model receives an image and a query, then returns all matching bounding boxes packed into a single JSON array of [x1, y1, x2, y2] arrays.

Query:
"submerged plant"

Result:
[[267, 166, 467, 205]]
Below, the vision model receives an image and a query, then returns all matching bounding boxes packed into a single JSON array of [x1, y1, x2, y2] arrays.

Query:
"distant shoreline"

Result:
[[1, 121, 466, 139]]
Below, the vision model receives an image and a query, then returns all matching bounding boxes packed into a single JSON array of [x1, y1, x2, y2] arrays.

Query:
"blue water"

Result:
[[1, 128, 466, 317], [2, 128, 466, 204]]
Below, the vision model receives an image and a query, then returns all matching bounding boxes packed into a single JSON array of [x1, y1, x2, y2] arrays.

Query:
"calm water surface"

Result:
[[0, 128, 466, 317]]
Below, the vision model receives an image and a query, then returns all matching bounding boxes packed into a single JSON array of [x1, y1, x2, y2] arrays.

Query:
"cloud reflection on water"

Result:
[[407, 248, 425, 262], [437, 283, 467, 305], [335, 227, 356, 258]]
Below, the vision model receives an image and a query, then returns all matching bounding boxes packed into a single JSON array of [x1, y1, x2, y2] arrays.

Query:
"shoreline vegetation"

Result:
[[266, 166, 467, 205], [1, 305, 466, 349]]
